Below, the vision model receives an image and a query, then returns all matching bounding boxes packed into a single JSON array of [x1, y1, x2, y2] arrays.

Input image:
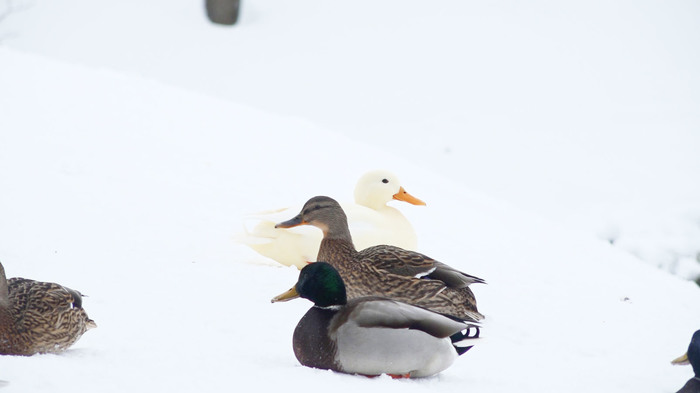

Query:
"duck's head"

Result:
[[271, 262, 348, 308], [672, 329, 700, 376], [275, 196, 350, 238], [354, 170, 426, 210]]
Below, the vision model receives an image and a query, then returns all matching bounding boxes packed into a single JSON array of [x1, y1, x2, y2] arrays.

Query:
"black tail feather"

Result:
[[65, 288, 84, 309], [450, 325, 480, 356]]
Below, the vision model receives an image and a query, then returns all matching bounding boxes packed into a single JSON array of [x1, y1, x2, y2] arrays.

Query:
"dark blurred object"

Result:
[[206, 0, 240, 25]]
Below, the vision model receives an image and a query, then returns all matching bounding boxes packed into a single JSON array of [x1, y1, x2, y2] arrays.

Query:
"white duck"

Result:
[[238, 170, 426, 268]]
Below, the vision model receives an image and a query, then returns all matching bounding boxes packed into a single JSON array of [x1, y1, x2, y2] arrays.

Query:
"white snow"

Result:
[[0, 1, 699, 392]]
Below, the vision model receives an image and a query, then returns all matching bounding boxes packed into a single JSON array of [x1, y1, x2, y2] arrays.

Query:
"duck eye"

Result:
[[382, 179, 389, 184]]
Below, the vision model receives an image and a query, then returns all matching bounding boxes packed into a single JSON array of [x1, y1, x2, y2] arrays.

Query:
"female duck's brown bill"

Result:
[[275, 215, 306, 229]]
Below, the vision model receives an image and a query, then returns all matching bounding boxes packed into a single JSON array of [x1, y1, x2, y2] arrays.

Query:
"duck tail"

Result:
[[64, 287, 84, 309], [450, 325, 480, 356], [233, 220, 278, 246]]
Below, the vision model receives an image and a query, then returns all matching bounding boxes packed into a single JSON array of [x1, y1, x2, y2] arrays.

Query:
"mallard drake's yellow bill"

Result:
[[275, 215, 307, 228], [392, 187, 426, 206], [672, 352, 690, 365], [271, 287, 300, 303]]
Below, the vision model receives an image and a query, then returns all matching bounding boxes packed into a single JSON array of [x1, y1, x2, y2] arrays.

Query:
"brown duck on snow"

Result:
[[0, 261, 96, 356], [276, 195, 485, 321]]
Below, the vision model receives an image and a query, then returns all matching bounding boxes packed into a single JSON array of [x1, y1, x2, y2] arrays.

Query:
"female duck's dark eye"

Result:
[[382, 179, 389, 184]]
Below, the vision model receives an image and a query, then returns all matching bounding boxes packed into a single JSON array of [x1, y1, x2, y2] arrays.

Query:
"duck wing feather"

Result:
[[358, 245, 485, 288], [338, 297, 477, 339]]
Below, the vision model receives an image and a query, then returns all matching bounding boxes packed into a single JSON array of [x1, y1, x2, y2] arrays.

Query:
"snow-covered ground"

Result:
[[2, 0, 699, 280], [1, 1, 699, 392]]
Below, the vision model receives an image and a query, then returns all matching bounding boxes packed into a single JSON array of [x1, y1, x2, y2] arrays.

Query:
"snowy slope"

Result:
[[2, 0, 699, 280], [1, 46, 699, 393], [1, 1, 700, 392]]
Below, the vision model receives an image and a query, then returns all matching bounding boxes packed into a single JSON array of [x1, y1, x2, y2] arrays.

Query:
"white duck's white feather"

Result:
[[237, 170, 425, 268]]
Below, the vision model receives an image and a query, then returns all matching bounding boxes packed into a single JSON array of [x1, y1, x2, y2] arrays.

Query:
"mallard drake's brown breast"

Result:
[[0, 261, 96, 356], [275, 195, 485, 321]]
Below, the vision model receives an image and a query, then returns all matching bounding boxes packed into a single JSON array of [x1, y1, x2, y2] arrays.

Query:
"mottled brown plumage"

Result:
[[0, 262, 96, 356], [276, 196, 484, 321]]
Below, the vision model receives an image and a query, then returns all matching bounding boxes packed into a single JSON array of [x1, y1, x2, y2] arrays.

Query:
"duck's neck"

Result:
[[316, 210, 358, 263], [0, 265, 12, 327], [0, 264, 9, 307], [318, 238, 357, 265], [356, 196, 388, 211], [322, 211, 355, 244], [0, 305, 10, 329]]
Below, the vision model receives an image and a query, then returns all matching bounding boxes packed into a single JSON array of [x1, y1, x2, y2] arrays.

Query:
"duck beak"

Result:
[[271, 287, 300, 303], [275, 214, 307, 228], [672, 352, 690, 365], [393, 187, 426, 206]]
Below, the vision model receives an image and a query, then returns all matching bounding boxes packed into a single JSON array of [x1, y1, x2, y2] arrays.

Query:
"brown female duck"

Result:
[[276, 195, 484, 321], [0, 261, 96, 355]]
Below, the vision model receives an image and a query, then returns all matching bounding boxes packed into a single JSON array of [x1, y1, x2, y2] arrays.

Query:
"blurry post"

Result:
[[205, 0, 240, 25]]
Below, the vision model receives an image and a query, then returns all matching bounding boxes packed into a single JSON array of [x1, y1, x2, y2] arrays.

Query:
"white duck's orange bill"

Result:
[[392, 186, 426, 206]]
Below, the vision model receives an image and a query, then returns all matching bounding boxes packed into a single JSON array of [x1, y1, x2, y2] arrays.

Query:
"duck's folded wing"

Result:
[[359, 245, 437, 276], [343, 298, 477, 339], [7, 279, 79, 323], [428, 261, 486, 288], [360, 246, 485, 288]]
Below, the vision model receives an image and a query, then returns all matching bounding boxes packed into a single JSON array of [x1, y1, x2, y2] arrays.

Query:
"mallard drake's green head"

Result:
[[673, 330, 700, 377], [275, 196, 352, 240], [272, 262, 347, 308]]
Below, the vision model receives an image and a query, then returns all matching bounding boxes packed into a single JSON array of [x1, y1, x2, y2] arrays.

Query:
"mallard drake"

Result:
[[672, 330, 700, 393], [272, 262, 480, 378], [0, 261, 96, 356], [275, 195, 484, 321], [238, 170, 425, 268]]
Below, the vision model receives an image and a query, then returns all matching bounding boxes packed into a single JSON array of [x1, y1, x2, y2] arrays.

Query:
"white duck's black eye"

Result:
[[382, 179, 389, 184]]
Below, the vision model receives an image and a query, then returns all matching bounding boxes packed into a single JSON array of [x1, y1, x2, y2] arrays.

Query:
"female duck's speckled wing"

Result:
[[8, 278, 85, 322], [333, 264, 484, 322], [358, 245, 486, 288]]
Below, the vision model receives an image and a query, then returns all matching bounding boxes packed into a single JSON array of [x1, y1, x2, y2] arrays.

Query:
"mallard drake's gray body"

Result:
[[272, 262, 480, 378], [276, 195, 484, 321], [0, 262, 96, 356], [672, 330, 700, 393]]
